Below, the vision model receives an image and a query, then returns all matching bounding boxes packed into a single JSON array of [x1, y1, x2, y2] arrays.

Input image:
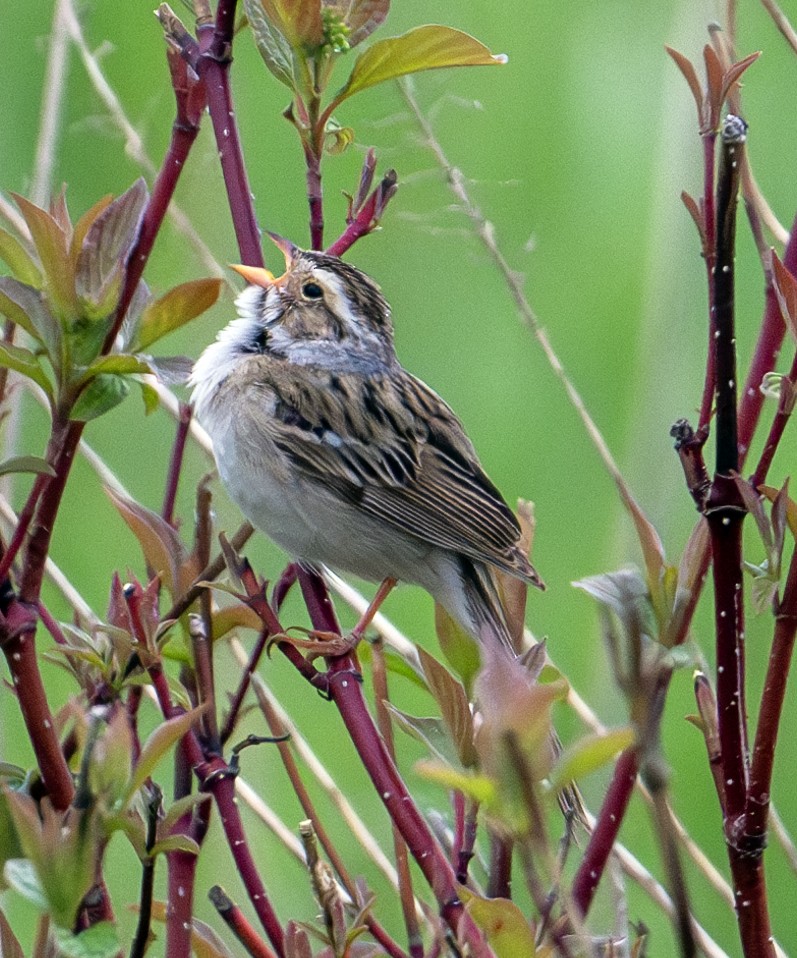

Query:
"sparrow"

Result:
[[190, 237, 543, 651]]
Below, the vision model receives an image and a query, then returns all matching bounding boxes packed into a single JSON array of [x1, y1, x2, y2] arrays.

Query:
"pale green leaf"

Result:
[[0, 456, 55, 478], [549, 728, 635, 792], [415, 759, 496, 804], [3, 859, 47, 910], [333, 25, 506, 105], [460, 889, 538, 958], [123, 707, 205, 805], [53, 923, 121, 958], [244, 0, 296, 88], [149, 834, 201, 857], [80, 353, 155, 383], [0, 342, 53, 398], [0, 228, 42, 286], [385, 705, 462, 768], [0, 276, 62, 362]]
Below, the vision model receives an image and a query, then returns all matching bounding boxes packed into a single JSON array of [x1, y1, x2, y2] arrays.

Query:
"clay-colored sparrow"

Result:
[[191, 239, 543, 651]]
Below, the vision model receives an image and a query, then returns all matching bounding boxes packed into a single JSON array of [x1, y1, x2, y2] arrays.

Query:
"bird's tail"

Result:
[[456, 556, 519, 655]]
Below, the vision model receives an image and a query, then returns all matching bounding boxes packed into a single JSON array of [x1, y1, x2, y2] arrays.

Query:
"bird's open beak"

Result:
[[230, 234, 299, 288], [229, 264, 276, 288]]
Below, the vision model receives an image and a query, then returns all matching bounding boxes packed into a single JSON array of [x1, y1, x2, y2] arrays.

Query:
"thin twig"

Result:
[[31, 0, 71, 205]]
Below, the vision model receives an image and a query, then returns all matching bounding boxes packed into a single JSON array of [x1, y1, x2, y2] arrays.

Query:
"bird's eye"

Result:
[[301, 282, 324, 300]]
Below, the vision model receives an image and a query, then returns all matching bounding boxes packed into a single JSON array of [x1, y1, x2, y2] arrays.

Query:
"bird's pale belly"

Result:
[[213, 419, 433, 586]]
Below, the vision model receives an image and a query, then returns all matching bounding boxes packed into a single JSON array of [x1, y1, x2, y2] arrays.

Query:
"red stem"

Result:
[[162, 402, 192, 526], [570, 747, 638, 917], [210, 886, 278, 958], [698, 131, 717, 433], [196, 3, 264, 268], [738, 209, 797, 463], [746, 551, 797, 841], [0, 470, 50, 583], [291, 569, 488, 953], [304, 142, 324, 251], [165, 810, 199, 958]]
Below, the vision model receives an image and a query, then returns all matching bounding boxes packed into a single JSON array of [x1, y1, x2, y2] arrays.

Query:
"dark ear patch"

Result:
[[241, 327, 269, 353]]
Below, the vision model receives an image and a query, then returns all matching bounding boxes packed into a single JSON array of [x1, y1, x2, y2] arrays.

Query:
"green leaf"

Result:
[[11, 194, 78, 318], [0, 342, 53, 398], [0, 456, 55, 478], [123, 707, 205, 806], [415, 759, 496, 805], [79, 353, 155, 385], [70, 374, 129, 421], [159, 793, 211, 836], [417, 646, 476, 767], [333, 25, 506, 105], [134, 278, 224, 351], [435, 603, 480, 695], [53, 923, 121, 958], [548, 727, 635, 792], [75, 179, 148, 320], [244, 0, 297, 88], [257, 0, 324, 50], [139, 380, 161, 415], [0, 228, 42, 286], [385, 705, 463, 768], [0, 277, 63, 362], [459, 889, 538, 958], [149, 834, 201, 857], [3, 859, 47, 910]]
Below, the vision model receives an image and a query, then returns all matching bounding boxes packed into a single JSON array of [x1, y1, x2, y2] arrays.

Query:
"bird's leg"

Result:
[[298, 577, 399, 660], [350, 577, 398, 643]]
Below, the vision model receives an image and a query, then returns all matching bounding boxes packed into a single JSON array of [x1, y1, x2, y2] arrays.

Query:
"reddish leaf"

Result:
[[680, 191, 705, 245], [333, 25, 506, 105], [105, 487, 187, 596], [70, 195, 114, 268], [12, 194, 78, 318], [719, 51, 761, 106], [0, 910, 25, 958], [76, 179, 148, 319], [326, 0, 389, 47], [771, 248, 797, 339], [665, 46, 703, 120]]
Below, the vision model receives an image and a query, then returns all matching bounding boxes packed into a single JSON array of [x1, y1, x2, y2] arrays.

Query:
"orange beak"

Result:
[[229, 264, 276, 288]]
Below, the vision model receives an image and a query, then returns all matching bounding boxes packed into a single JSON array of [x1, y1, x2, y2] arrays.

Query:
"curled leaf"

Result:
[[75, 179, 148, 320]]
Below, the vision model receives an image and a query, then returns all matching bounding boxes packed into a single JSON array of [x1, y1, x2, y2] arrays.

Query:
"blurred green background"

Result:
[[3, 0, 797, 954]]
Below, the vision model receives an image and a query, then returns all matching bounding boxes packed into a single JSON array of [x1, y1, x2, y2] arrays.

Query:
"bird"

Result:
[[190, 236, 543, 652]]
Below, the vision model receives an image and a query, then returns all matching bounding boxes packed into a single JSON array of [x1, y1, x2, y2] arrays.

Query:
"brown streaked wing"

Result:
[[266, 367, 533, 579]]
